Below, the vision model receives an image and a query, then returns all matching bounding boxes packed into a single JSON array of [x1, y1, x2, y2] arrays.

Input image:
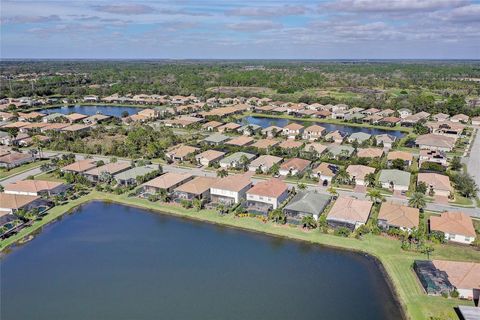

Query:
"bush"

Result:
[[334, 227, 351, 237], [450, 289, 459, 298]]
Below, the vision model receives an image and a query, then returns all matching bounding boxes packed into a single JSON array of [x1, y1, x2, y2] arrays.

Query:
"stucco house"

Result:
[[210, 174, 252, 205], [430, 211, 476, 244], [195, 150, 225, 167], [327, 196, 373, 230], [246, 179, 289, 214], [417, 173, 452, 197], [346, 165, 375, 186], [283, 191, 331, 224], [248, 155, 283, 173], [282, 123, 304, 139], [279, 158, 311, 176], [377, 202, 419, 233], [378, 169, 411, 192]]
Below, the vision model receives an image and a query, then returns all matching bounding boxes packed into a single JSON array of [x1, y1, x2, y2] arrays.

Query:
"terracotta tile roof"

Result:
[[356, 148, 383, 158], [202, 121, 222, 129], [142, 172, 193, 190], [249, 155, 283, 168], [304, 125, 326, 133], [66, 113, 88, 122], [2, 121, 29, 128], [247, 178, 288, 198], [195, 150, 225, 161], [417, 173, 451, 192], [327, 196, 373, 224], [62, 159, 97, 173], [430, 212, 476, 238], [278, 140, 303, 149], [211, 174, 251, 192], [381, 116, 401, 123], [0, 192, 39, 209], [84, 162, 131, 176], [378, 202, 419, 229], [0, 152, 32, 164], [174, 176, 217, 195], [61, 124, 91, 132], [283, 123, 304, 131], [416, 134, 456, 149], [225, 135, 254, 146], [251, 139, 280, 149], [304, 143, 327, 154], [41, 123, 70, 131], [166, 145, 199, 158], [4, 180, 64, 193], [387, 151, 413, 161], [218, 122, 241, 131], [313, 162, 337, 177], [346, 165, 375, 180], [280, 158, 311, 171], [432, 260, 480, 290]]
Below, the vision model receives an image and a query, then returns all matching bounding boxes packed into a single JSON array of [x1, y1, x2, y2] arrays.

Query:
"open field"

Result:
[[2, 191, 479, 320]]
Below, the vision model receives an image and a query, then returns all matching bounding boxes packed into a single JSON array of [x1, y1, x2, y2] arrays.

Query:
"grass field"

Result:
[[1, 191, 478, 319]]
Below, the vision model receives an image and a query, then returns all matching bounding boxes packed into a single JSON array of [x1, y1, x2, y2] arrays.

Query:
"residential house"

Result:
[[83, 162, 131, 183], [379, 169, 411, 192], [113, 165, 159, 186], [433, 113, 450, 122], [387, 151, 413, 167], [173, 176, 218, 202], [141, 172, 193, 195], [431, 260, 480, 300], [248, 155, 283, 173], [278, 140, 303, 151], [303, 142, 327, 156], [246, 179, 289, 214], [210, 174, 252, 205], [166, 145, 199, 162], [61, 124, 91, 133], [416, 134, 456, 152], [219, 152, 256, 169], [279, 158, 311, 176], [398, 108, 412, 119], [261, 126, 283, 138], [225, 136, 254, 147], [450, 114, 469, 124], [203, 133, 230, 146], [282, 123, 304, 139], [376, 134, 397, 149], [18, 135, 50, 147], [311, 162, 338, 185], [66, 113, 88, 123], [346, 165, 375, 186], [356, 148, 384, 159], [17, 112, 45, 122], [324, 130, 346, 144], [378, 117, 401, 127], [217, 122, 241, 133], [238, 124, 262, 136], [251, 139, 279, 150], [417, 173, 452, 197], [471, 116, 480, 126], [347, 132, 371, 144], [0, 152, 34, 169], [302, 125, 326, 141], [61, 159, 97, 174], [362, 108, 381, 115], [326, 144, 355, 159], [284, 191, 331, 223], [83, 114, 111, 125], [430, 212, 476, 245], [0, 193, 42, 214], [4, 180, 67, 197], [419, 150, 448, 167], [427, 121, 465, 137], [327, 196, 373, 230], [202, 121, 223, 131], [195, 150, 225, 167], [377, 202, 419, 233]]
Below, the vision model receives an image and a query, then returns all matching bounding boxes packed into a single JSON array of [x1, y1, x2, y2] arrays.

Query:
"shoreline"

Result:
[[0, 196, 407, 320], [3, 191, 479, 319]]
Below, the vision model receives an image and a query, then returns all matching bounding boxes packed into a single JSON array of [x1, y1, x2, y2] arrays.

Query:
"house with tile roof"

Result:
[[0, 193, 42, 214], [279, 158, 311, 176], [379, 169, 411, 192], [210, 174, 252, 205], [282, 123, 304, 139], [173, 176, 218, 202], [327, 196, 373, 230], [283, 191, 331, 223], [431, 260, 480, 300], [248, 155, 283, 173], [346, 165, 375, 186], [61, 159, 97, 174], [4, 180, 68, 197], [377, 202, 419, 232], [141, 172, 194, 194], [417, 173, 452, 197], [195, 150, 225, 167], [430, 212, 476, 244], [246, 179, 289, 214]]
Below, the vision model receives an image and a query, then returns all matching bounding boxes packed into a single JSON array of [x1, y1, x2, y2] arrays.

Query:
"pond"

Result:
[[0, 202, 403, 320], [43, 105, 142, 117], [242, 116, 406, 138]]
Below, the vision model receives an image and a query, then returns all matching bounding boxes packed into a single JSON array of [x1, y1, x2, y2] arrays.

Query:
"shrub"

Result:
[[334, 227, 351, 237]]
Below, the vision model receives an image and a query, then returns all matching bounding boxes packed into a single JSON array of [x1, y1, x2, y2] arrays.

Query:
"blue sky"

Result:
[[1, 0, 479, 59]]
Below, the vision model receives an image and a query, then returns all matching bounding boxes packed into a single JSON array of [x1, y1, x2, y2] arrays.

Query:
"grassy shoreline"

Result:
[[1, 191, 479, 319], [244, 112, 413, 133]]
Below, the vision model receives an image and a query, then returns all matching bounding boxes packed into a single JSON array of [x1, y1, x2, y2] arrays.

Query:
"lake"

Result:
[[0, 202, 403, 320], [242, 116, 406, 137], [43, 105, 142, 117]]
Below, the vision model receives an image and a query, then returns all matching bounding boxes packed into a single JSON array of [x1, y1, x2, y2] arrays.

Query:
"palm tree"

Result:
[[297, 182, 307, 190], [327, 186, 338, 197], [302, 216, 317, 229], [268, 209, 286, 224], [217, 169, 228, 178], [335, 168, 350, 185], [408, 192, 427, 210], [365, 172, 376, 188], [367, 189, 384, 203], [192, 198, 202, 212]]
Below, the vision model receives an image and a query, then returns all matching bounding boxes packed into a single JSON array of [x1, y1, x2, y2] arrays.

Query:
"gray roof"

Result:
[[238, 124, 261, 132], [457, 306, 480, 320], [114, 165, 159, 181], [219, 152, 256, 165], [327, 145, 355, 157], [0, 131, 9, 138], [43, 113, 65, 121], [284, 191, 331, 216], [203, 133, 230, 144], [379, 169, 411, 186], [344, 113, 365, 121], [376, 134, 396, 143], [348, 132, 371, 142]]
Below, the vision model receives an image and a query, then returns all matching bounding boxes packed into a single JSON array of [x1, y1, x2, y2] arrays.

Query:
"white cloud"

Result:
[[227, 5, 305, 17], [227, 20, 283, 32]]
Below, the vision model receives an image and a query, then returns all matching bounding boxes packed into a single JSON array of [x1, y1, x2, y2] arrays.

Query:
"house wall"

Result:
[[433, 188, 450, 197], [210, 185, 250, 204], [381, 181, 409, 191], [326, 218, 360, 231], [246, 190, 288, 210], [444, 232, 475, 245]]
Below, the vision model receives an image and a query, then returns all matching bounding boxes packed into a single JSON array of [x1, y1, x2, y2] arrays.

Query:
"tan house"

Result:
[[83, 162, 131, 182], [302, 125, 326, 141], [279, 158, 311, 176], [142, 172, 194, 194], [246, 179, 289, 214], [61, 159, 97, 174], [416, 134, 456, 152], [4, 180, 67, 197], [173, 176, 217, 201], [0, 152, 34, 169], [346, 165, 375, 186], [430, 212, 476, 245], [303, 143, 327, 155], [166, 145, 199, 162], [278, 140, 303, 150], [431, 260, 480, 300], [312, 162, 338, 185], [248, 155, 283, 173], [387, 151, 413, 167], [201, 121, 223, 131], [417, 173, 452, 197], [217, 122, 241, 133], [327, 196, 373, 230], [195, 150, 225, 167], [377, 202, 419, 232], [210, 174, 252, 205], [261, 125, 283, 138], [282, 123, 304, 139], [251, 139, 280, 150], [450, 114, 469, 123], [0, 193, 41, 214], [324, 130, 346, 144], [356, 148, 384, 159], [66, 113, 88, 123], [225, 136, 254, 147], [419, 150, 447, 167]]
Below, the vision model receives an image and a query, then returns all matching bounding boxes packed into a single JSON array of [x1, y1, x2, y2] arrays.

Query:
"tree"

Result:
[[391, 159, 405, 170], [302, 216, 317, 229], [408, 192, 427, 210], [365, 172, 377, 187], [217, 169, 228, 178], [297, 182, 307, 190], [451, 172, 478, 198], [335, 168, 350, 185], [268, 163, 280, 176], [192, 199, 202, 212], [268, 209, 286, 224], [416, 181, 427, 194], [367, 189, 384, 203], [327, 186, 338, 197], [450, 156, 462, 171]]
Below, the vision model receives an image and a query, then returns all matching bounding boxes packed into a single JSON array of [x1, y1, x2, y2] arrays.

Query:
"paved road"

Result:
[[466, 128, 480, 198], [6, 150, 480, 218]]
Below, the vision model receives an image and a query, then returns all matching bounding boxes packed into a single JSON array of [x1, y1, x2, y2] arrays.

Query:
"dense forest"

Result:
[[1, 60, 480, 115]]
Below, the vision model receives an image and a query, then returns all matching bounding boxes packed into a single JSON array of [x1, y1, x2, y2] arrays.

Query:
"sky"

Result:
[[1, 0, 479, 59]]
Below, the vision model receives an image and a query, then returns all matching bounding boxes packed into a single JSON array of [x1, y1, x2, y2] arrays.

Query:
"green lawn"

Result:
[[33, 171, 65, 182], [1, 191, 479, 320], [0, 160, 49, 180]]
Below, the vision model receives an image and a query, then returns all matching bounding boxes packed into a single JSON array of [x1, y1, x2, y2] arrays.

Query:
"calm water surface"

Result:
[[1, 202, 403, 320], [44, 105, 141, 117], [242, 116, 405, 137]]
